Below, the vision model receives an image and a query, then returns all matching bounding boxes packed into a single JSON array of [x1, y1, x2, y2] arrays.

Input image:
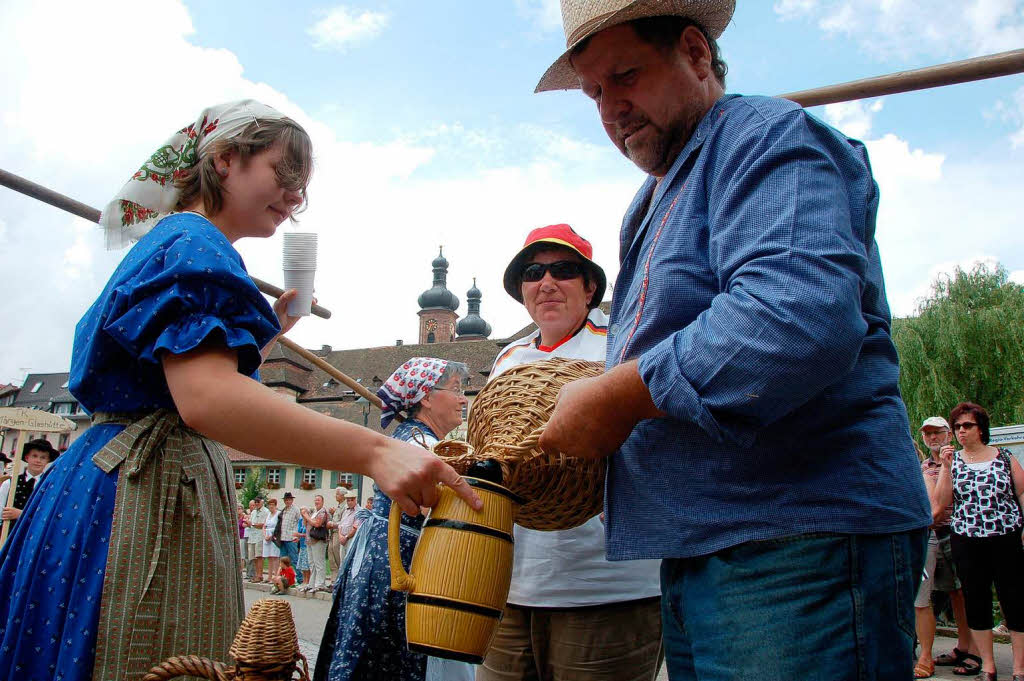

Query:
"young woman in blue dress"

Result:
[[0, 100, 479, 681]]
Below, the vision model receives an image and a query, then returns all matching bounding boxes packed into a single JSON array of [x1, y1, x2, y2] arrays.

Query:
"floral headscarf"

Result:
[[377, 357, 449, 429], [99, 99, 286, 250]]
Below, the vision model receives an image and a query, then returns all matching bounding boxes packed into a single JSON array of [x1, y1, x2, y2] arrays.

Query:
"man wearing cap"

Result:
[[327, 487, 358, 572], [278, 491, 302, 580], [917, 417, 978, 676], [534, 1, 931, 677], [480, 224, 663, 681], [0, 439, 59, 530]]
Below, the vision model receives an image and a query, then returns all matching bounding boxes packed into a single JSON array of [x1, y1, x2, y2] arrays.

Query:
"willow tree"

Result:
[[893, 263, 1024, 430]]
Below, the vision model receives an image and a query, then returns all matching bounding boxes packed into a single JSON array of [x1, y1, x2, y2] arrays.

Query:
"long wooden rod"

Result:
[[0, 168, 332, 319], [779, 48, 1024, 108], [277, 336, 400, 420]]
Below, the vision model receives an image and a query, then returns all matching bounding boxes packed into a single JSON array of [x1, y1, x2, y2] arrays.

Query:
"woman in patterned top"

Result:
[[935, 402, 1024, 680], [0, 100, 479, 681]]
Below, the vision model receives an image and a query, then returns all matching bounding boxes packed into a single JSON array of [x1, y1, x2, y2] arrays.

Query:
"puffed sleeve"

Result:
[[101, 221, 280, 377]]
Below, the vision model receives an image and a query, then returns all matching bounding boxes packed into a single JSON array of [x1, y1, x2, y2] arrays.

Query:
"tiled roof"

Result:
[[225, 446, 272, 463], [12, 372, 75, 409]]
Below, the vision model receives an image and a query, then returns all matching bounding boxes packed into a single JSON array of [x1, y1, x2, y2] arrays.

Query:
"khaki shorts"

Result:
[[246, 541, 263, 561], [916, 530, 961, 608], [479, 597, 662, 681]]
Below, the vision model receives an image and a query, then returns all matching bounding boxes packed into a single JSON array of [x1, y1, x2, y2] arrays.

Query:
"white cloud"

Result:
[[0, 0, 641, 384], [773, 0, 1024, 60], [308, 6, 390, 51], [514, 0, 564, 32], [990, 84, 1024, 147], [823, 98, 884, 139]]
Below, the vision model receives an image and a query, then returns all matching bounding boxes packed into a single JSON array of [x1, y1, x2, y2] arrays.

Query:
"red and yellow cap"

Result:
[[502, 224, 607, 306]]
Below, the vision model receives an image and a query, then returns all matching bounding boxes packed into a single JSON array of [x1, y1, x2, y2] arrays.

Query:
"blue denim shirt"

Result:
[[605, 94, 931, 560]]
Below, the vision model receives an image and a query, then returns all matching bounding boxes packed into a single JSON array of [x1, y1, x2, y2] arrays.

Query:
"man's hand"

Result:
[[940, 444, 955, 467], [1, 507, 21, 521], [539, 360, 663, 460]]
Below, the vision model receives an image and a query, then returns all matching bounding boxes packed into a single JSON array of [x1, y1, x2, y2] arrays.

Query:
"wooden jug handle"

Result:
[[388, 502, 416, 592]]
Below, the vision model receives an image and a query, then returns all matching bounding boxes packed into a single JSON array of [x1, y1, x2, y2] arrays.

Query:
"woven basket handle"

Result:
[[505, 424, 546, 456], [142, 656, 230, 681]]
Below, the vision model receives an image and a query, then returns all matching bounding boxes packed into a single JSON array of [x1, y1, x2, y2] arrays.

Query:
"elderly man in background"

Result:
[[534, 1, 930, 678], [916, 417, 979, 677], [328, 487, 358, 573], [278, 491, 302, 582], [479, 223, 663, 681]]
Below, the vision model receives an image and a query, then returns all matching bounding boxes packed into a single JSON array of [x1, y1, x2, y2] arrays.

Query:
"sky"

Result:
[[1, 0, 1022, 384]]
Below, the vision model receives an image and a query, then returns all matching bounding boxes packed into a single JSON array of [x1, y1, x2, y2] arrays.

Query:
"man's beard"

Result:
[[616, 102, 704, 175]]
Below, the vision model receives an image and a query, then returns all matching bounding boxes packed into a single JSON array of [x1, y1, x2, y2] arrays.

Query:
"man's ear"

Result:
[[678, 25, 713, 79]]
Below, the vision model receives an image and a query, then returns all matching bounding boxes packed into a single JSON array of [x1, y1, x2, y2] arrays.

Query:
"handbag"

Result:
[[271, 512, 283, 547], [308, 509, 328, 541]]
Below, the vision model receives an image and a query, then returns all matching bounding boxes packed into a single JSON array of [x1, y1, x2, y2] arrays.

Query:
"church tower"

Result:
[[456, 278, 492, 341], [417, 247, 459, 344]]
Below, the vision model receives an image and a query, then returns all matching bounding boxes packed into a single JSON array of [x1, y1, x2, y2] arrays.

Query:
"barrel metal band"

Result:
[[423, 518, 514, 544], [407, 642, 485, 665], [406, 593, 504, 620]]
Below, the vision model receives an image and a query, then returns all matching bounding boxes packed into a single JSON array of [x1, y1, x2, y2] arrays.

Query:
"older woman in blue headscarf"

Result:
[[314, 358, 474, 681]]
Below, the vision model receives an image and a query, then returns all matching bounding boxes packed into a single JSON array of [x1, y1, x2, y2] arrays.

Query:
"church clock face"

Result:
[[425, 319, 438, 333]]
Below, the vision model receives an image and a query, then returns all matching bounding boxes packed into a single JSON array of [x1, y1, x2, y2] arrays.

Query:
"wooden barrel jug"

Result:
[[388, 476, 524, 663]]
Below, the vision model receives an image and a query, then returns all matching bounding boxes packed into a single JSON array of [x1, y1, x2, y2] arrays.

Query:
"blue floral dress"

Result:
[[313, 419, 434, 681], [0, 213, 278, 681]]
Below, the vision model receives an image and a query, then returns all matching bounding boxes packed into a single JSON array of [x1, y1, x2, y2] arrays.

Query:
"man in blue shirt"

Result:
[[535, 1, 931, 678]]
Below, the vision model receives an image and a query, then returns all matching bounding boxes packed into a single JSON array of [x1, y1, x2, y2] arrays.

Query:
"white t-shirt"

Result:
[[490, 308, 662, 607]]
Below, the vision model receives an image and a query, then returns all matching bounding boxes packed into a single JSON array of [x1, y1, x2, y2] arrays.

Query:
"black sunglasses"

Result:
[[521, 260, 585, 283]]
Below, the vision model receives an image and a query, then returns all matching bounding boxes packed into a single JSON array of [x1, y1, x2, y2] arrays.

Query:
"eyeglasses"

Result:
[[954, 422, 978, 431], [434, 386, 465, 396], [521, 260, 585, 283]]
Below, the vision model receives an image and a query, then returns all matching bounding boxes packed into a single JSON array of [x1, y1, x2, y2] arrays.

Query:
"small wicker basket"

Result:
[[142, 598, 309, 681], [437, 358, 605, 531]]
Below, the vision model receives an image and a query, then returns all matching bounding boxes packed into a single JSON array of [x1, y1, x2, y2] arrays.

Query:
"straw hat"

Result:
[[535, 0, 736, 92]]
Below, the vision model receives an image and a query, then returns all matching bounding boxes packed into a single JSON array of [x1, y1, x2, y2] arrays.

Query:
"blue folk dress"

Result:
[[0, 213, 279, 681], [313, 419, 434, 681]]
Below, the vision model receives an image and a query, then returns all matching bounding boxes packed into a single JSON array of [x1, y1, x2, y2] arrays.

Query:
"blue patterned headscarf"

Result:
[[377, 357, 449, 429]]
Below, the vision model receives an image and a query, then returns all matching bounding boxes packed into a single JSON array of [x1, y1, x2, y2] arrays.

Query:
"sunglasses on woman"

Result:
[[521, 261, 585, 282]]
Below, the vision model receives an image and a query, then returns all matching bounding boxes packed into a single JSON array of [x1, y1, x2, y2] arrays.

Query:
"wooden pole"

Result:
[[277, 336, 400, 420], [0, 168, 332, 320], [779, 48, 1024, 108], [0, 433, 26, 548]]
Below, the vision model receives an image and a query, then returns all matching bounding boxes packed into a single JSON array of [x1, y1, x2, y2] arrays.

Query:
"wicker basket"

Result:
[[142, 598, 309, 681], [437, 358, 605, 531]]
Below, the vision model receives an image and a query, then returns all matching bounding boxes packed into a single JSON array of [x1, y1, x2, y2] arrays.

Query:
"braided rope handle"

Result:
[[141, 656, 231, 681]]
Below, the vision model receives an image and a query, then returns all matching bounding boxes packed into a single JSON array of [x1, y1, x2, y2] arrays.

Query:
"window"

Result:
[[58, 433, 70, 449], [267, 468, 281, 485], [30, 382, 42, 393], [234, 469, 246, 485], [303, 469, 317, 485], [426, 332, 435, 343], [54, 403, 72, 415], [337, 473, 354, 487]]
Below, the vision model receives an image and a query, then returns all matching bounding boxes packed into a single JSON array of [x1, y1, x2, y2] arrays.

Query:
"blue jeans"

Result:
[[661, 529, 927, 681], [279, 540, 300, 582]]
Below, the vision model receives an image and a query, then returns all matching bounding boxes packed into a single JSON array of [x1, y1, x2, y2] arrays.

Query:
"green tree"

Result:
[[893, 262, 1024, 431], [238, 467, 267, 507]]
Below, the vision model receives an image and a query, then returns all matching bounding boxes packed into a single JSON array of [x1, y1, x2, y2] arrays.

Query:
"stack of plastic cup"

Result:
[[282, 232, 318, 316]]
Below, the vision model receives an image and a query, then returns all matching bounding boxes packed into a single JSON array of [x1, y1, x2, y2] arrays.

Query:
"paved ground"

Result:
[[244, 587, 1013, 680]]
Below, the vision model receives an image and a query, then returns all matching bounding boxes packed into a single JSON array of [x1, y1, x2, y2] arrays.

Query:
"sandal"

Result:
[[937, 648, 970, 666], [954, 654, 983, 676], [915, 660, 935, 678]]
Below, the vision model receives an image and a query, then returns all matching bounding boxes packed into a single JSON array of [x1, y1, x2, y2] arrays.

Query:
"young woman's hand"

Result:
[[368, 439, 481, 516], [272, 289, 316, 336]]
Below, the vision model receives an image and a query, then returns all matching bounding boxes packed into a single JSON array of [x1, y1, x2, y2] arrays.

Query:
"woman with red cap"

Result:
[[480, 224, 663, 681]]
